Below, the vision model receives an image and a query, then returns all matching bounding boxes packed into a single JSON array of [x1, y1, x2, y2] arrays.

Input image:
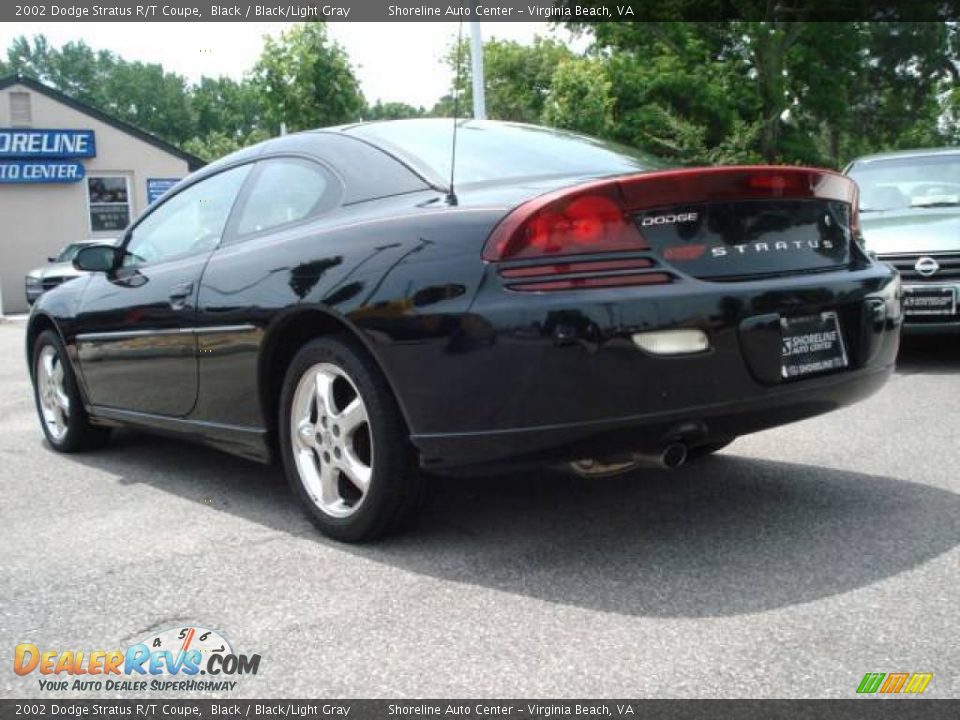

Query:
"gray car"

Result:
[[846, 148, 960, 333], [24, 239, 118, 305]]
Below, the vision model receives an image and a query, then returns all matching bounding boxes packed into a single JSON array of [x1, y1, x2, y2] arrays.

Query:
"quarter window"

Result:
[[87, 176, 131, 232], [236, 159, 333, 237], [124, 165, 251, 266]]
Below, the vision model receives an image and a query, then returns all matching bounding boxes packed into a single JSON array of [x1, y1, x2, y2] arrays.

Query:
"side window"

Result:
[[125, 164, 251, 266], [235, 159, 335, 237]]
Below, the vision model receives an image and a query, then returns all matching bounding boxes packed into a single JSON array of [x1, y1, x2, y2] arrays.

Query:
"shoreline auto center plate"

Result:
[[903, 286, 957, 316], [781, 311, 849, 380]]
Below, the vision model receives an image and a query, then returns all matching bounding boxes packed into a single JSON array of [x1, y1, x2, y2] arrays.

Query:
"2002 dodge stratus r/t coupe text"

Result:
[[27, 120, 902, 541]]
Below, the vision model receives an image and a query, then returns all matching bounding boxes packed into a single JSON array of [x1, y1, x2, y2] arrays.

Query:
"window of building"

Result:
[[235, 159, 333, 237], [9, 92, 31, 126], [87, 176, 131, 233]]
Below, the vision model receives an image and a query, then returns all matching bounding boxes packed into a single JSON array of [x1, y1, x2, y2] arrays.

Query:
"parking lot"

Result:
[[0, 315, 958, 698]]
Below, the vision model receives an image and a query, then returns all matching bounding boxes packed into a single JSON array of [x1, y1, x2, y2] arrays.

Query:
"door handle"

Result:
[[169, 281, 194, 309]]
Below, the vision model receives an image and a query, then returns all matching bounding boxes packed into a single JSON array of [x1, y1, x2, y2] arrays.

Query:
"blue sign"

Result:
[[147, 177, 181, 204], [0, 128, 96, 158], [0, 159, 85, 184]]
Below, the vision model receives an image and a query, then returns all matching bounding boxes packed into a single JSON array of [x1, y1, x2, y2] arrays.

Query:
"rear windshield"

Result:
[[847, 154, 960, 212], [346, 119, 665, 186]]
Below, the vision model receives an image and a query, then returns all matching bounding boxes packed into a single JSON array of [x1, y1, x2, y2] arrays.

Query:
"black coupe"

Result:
[[27, 120, 902, 541]]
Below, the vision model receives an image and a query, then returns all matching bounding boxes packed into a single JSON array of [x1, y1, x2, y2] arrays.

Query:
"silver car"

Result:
[[24, 239, 118, 305], [846, 148, 960, 333]]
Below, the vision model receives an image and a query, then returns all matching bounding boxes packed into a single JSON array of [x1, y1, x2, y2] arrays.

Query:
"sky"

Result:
[[0, 22, 587, 109]]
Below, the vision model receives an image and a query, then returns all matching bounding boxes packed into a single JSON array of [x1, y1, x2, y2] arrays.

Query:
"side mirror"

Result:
[[73, 245, 120, 272], [47, 256, 57, 263]]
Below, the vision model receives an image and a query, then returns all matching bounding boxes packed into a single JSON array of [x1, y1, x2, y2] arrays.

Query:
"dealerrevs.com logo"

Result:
[[14, 626, 261, 693]]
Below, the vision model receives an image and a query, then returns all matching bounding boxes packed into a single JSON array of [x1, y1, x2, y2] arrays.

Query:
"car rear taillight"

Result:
[[485, 165, 858, 290], [483, 188, 648, 262]]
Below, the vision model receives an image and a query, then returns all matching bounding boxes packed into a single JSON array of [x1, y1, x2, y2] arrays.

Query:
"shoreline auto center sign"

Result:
[[0, 129, 95, 183]]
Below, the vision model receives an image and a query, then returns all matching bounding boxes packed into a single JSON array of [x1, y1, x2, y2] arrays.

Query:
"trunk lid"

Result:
[[620, 166, 859, 281]]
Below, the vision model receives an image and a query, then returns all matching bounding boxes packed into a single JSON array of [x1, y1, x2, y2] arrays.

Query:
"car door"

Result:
[[74, 164, 252, 416], [193, 157, 342, 427]]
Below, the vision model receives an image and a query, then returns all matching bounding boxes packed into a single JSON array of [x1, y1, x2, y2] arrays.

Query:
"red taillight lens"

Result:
[[483, 189, 648, 262]]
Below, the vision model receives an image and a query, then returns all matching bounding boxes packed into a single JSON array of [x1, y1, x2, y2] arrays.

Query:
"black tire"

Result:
[[687, 438, 735, 461], [278, 335, 424, 542], [31, 329, 111, 452]]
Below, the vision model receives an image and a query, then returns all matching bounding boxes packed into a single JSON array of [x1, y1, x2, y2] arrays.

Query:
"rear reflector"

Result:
[[508, 272, 672, 292], [499, 257, 653, 278], [632, 329, 710, 355]]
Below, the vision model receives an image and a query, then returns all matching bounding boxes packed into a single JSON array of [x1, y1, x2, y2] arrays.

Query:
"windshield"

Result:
[[346, 119, 666, 186], [55, 243, 85, 262], [848, 153, 960, 212]]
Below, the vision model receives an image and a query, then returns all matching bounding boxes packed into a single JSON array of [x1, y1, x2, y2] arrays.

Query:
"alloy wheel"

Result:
[[36, 345, 70, 442], [290, 362, 374, 518]]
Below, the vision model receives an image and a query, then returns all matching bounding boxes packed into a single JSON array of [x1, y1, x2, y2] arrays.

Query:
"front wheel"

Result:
[[31, 329, 111, 452], [279, 336, 424, 542]]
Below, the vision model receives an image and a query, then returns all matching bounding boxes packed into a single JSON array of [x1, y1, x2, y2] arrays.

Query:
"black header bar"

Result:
[[5, 1, 959, 23]]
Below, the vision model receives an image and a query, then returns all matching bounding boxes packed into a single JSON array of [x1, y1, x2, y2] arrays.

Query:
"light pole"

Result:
[[469, 21, 486, 120]]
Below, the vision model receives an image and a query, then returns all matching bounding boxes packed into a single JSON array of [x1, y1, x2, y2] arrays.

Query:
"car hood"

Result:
[[26, 261, 85, 281], [860, 207, 960, 255]]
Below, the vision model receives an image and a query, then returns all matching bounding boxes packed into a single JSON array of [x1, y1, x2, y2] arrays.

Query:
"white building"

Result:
[[0, 74, 204, 314]]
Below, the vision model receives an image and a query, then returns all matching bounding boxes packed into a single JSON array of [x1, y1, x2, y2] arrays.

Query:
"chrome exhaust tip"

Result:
[[569, 442, 688, 477], [660, 442, 688, 468], [630, 442, 688, 469]]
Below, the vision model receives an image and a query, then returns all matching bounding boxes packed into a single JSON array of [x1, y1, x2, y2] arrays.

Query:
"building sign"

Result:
[[147, 177, 181, 204], [0, 159, 85, 184], [0, 129, 96, 158], [0, 128, 95, 185]]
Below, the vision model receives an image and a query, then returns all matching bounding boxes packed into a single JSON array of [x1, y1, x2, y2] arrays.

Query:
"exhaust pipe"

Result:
[[568, 442, 688, 477], [631, 442, 688, 469]]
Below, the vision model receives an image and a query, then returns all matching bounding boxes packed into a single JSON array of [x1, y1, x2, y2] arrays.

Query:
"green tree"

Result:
[[250, 23, 364, 134], [100, 60, 195, 143], [541, 57, 613, 137], [438, 36, 574, 122], [191, 76, 262, 139], [182, 129, 270, 162], [4, 34, 196, 144], [364, 100, 426, 121]]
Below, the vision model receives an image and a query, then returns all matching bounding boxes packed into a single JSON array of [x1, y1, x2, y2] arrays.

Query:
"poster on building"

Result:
[[147, 177, 181, 204], [88, 176, 131, 232]]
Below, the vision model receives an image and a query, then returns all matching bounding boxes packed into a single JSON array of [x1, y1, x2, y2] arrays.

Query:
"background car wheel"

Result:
[[31, 329, 111, 452], [279, 336, 424, 542]]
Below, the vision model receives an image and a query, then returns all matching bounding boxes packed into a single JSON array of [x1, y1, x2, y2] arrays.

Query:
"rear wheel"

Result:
[[279, 336, 424, 542], [31, 329, 110, 452]]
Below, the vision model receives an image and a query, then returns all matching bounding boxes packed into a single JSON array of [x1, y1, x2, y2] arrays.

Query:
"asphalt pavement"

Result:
[[1, 316, 958, 698]]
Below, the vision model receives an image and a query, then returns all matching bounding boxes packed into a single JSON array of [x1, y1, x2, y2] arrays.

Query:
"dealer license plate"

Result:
[[780, 311, 849, 380], [903, 286, 956, 316]]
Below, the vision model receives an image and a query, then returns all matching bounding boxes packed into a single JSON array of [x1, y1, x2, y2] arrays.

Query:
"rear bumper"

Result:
[[413, 362, 893, 470], [902, 319, 960, 334], [391, 261, 901, 469]]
